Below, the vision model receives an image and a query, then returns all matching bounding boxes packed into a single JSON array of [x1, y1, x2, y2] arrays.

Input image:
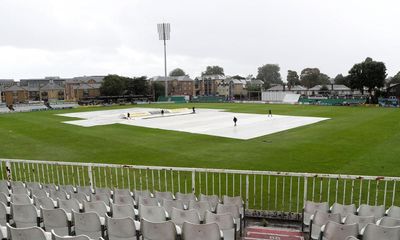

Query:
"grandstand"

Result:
[[299, 98, 366, 106], [0, 158, 399, 240]]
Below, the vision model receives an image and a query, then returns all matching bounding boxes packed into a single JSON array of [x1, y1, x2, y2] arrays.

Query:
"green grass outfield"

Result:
[[0, 103, 399, 177]]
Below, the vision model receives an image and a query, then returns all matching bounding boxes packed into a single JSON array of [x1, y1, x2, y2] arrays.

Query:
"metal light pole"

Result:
[[157, 23, 170, 97]]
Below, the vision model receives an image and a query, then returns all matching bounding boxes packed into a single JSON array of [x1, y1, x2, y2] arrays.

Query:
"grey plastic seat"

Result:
[[51, 229, 92, 240], [199, 194, 219, 212], [134, 190, 152, 199], [217, 203, 241, 233], [41, 207, 70, 236], [11, 203, 39, 228], [91, 193, 111, 206], [344, 213, 375, 233], [155, 191, 174, 203], [321, 221, 358, 240], [182, 222, 221, 240], [387, 205, 400, 219], [223, 195, 244, 216], [34, 196, 56, 209], [7, 223, 52, 240], [106, 215, 139, 240], [171, 208, 200, 228], [310, 211, 341, 240], [189, 200, 212, 221], [0, 181, 10, 195], [138, 196, 159, 207], [114, 195, 136, 207], [162, 199, 184, 217], [378, 217, 400, 227], [94, 188, 112, 198], [114, 188, 132, 197], [205, 210, 236, 240], [175, 192, 196, 209], [58, 198, 80, 214], [84, 201, 108, 218], [10, 181, 24, 189], [59, 185, 75, 193], [0, 192, 9, 205], [42, 183, 57, 192], [31, 188, 48, 199], [50, 189, 68, 201], [344, 237, 359, 240], [111, 204, 138, 219], [330, 203, 356, 218], [73, 210, 103, 239], [0, 202, 8, 225], [363, 223, 400, 240], [69, 192, 89, 204], [141, 219, 177, 240], [11, 194, 32, 205], [139, 204, 167, 222], [26, 182, 41, 190], [12, 186, 29, 195], [302, 201, 329, 231], [76, 186, 93, 195], [358, 204, 385, 219]]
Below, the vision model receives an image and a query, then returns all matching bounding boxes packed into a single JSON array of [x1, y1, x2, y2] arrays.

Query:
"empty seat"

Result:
[[0, 192, 9, 205], [113, 188, 132, 197], [162, 199, 184, 217], [11, 194, 32, 205], [344, 213, 375, 233], [34, 196, 56, 209], [205, 210, 236, 240], [11, 203, 39, 228], [223, 195, 244, 216], [42, 184, 57, 192], [217, 203, 241, 234], [189, 200, 212, 222], [302, 201, 329, 231], [363, 223, 400, 240], [344, 237, 359, 240], [50, 189, 68, 201], [0, 202, 8, 225], [182, 222, 221, 240], [26, 182, 41, 190], [171, 208, 200, 228], [84, 201, 108, 218], [111, 204, 138, 219], [10, 181, 24, 189], [330, 203, 356, 218], [141, 219, 177, 240], [7, 223, 51, 240], [76, 186, 93, 195], [94, 188, 112, 198], [12, 186, 29, 195], [358, 204, 385, 219], [387, 205, 400, 219], [106, 215, 139, 240], [138, 196, 159, 207], [91, 193, 112, 206], [378, 217, 400, 227], [139, 205, 167, 222], [73, 210, 103, 239], [310, 211, 341, 240], [31, 189, 48, 199], [69, 192, 89, 204], [114, 195, 136, 207], [134, 190, 152, 199], [321, 221, 358, 240], [52, 229, 92, 240], [155, 191, 174, 203], [58, 198, 80, 215], [0, 181, 9, 195], [175, 192, 196, 209], [199, 194, 219, 212], [41, 207, 70, 236], [59, 185, 75, 193]]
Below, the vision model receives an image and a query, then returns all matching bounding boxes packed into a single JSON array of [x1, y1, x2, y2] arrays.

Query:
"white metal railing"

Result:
[[0, 158, 399, 214]]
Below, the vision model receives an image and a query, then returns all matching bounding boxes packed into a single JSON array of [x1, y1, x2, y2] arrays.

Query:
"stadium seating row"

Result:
[[303, 200, 400, 240], [0, 180, 244, 240]]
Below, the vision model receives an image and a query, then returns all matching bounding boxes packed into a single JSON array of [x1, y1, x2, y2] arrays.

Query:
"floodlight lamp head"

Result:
[[157, 23, 171, 40]]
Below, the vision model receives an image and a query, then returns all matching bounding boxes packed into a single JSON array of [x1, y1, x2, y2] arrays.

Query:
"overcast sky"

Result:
[[0, 0, 399, 81]]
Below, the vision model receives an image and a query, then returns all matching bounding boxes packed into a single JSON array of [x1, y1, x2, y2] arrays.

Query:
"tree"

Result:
[[231, 75, 245, 80], [126, 76, 149, 95], [334, 74, 350, 87], [348, 57, 387, 96], [169, 68, 186, 77], [286, 70, 300, 87], [390, 71, 400, 84], [100, 75, 127, 96], [202, 66, 224, 76], [300, 68, 330, 88], [256, 64, 282, 89], [152, 82, 165, 101]]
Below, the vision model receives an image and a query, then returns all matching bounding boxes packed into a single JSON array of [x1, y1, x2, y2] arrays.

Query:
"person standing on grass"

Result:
[[268, 109, 272, 117], [233, 116, 237, 126], [161, 109, 164, 116]]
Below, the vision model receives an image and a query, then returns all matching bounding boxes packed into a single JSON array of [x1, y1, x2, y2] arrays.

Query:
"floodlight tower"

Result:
[[157, 23, 171, 97]]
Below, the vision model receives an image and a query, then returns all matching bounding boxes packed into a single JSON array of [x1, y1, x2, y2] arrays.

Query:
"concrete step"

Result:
[[244, 226, 305, 240]]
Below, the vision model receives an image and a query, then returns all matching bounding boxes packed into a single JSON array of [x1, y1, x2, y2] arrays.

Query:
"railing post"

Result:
[[88, 164, 94, 190], [246, 174, 249, 210], [303, 176, 308, 207], [191, 170, 196, 194], [6, 161, 12, 181]]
